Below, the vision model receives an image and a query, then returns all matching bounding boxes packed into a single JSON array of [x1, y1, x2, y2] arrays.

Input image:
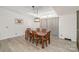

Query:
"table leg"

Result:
[[36, 39, 38, 46], [48, 36, 50, 44]]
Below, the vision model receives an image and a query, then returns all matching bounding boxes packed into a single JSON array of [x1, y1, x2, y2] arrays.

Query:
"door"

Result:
[[47, 17, 59, 37], [40, 18, 59, 37], [77, 11, 79, 50]]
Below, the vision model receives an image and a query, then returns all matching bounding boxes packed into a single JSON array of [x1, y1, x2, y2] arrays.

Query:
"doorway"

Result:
[[40, 17, 59, 37]]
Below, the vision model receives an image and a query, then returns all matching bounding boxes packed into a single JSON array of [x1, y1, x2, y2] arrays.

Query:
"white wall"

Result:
[[59, 13, 77, 41], [0, 6, 77, 42], [0, 7, 40, 40]]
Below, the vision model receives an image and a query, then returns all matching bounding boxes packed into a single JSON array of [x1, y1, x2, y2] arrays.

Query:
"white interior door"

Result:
[[47, 17, 59, 37]]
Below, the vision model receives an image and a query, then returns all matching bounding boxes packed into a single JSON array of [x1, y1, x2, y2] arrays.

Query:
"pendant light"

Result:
[[32, 6, 40, 22]]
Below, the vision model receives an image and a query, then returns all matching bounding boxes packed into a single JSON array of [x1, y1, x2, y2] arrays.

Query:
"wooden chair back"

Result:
[[26, 28, 31, 37], [36, 28, 40, 32], [42, 28, 47, 33], [32, 31, 39, 38], [27, 28, 31, 31], [25, 28, 31, 40], [45, 31, 50, 40]]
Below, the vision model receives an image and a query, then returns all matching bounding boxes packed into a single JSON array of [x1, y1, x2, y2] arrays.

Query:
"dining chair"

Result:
[[27, 28, 31, 30], [47, 31, 51, 44], [29, 31, 33, 42], [25, 28, 31, 40], [36, 28, 40, 32], [31, 31, 36, 43], [42, 31, 51, 48], [31, 31, 41, 46]]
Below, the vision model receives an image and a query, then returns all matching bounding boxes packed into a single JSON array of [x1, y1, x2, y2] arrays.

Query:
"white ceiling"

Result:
[[23, 6, 58, 18], [53, 6, 79, 15], [0, 6, 79, 18]]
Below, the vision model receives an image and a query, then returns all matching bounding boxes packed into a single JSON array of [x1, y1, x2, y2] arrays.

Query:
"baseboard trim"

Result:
[[0, 34, 24, 40]]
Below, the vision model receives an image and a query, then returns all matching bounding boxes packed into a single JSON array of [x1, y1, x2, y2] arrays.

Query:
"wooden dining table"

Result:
[[30, 29, 50, 48]]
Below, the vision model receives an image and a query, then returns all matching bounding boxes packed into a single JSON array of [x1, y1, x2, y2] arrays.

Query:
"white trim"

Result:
[[0, 34, 24, 40]]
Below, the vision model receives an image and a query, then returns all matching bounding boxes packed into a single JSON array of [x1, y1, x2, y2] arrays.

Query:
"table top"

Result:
[[30, 29, 50, 37], [36, 31, 48, 36]]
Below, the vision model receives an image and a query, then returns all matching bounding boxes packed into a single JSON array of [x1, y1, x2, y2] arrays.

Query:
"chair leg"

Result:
[[36, 39, 38, 46], [30, 37, 31, 42], [42, 38, 44, 48], [48, 38, 50, 44], [25, 34, 27, 40], [32, 37, 34, 43], [49, 40, 50, 44], [46, 40, 48, 47]]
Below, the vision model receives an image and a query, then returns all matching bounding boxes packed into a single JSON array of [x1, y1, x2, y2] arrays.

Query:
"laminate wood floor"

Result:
[[0, 36, 78, 52]]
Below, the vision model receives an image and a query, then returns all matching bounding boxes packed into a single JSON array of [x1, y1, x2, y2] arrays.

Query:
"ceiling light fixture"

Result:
[[32, 6, 40, 22]]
